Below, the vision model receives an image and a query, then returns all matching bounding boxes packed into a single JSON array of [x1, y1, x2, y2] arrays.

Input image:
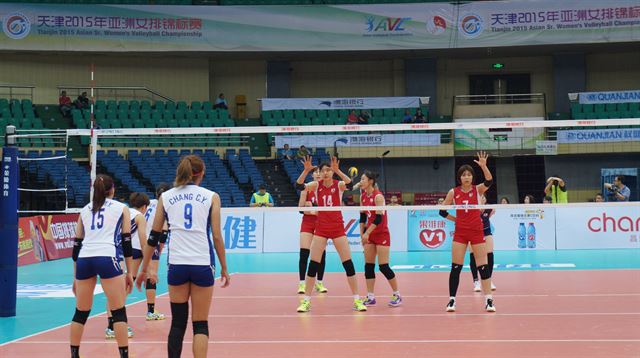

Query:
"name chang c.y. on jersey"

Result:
[[161, 185, 216, 266], [78, 199, 127, 259]]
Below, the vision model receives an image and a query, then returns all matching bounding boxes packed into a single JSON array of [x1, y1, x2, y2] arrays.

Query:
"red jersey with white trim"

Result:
[[315, 180, 344, 231], [452, 185, 483, 231], [301, 190, 317, 223], [361, 189, 389, 235]]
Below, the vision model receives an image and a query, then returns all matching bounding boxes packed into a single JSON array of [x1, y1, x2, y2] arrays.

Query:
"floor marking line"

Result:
[[124, 312, 640, 318]]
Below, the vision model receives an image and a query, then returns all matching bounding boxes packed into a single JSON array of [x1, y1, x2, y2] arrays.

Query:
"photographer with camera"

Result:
[[544, 175, 568, 204], [250, 184, 274, 207], [604, 175, 630, 202]]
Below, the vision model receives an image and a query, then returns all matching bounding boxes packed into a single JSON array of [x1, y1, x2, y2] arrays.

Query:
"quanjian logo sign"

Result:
[[459, 13, 483, 39], [3, 12, 31, 40], [364, 16, 412, 37]]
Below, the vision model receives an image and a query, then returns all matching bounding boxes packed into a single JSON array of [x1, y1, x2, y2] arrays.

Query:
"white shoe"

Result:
[[485, 299, 496, 312], [473, 280, 481, 292], [491, 282, 497, 291], [446, 299, 456, 312]]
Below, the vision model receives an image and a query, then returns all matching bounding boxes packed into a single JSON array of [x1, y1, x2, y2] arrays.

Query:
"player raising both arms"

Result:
[[440, 151, 496, 312], [295, 156, 367, 313]]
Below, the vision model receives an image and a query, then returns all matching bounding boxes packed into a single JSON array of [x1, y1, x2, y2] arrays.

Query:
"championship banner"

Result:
[[261, 97, 420, 111], [275, 133, 441, 149], [17, 216, 47, 266], [39, 214, 79, 260], [0, 0, 638, 52], [578, 90, 640, 104], [557, 128, 640, 143], [556, 206, 640, 249]]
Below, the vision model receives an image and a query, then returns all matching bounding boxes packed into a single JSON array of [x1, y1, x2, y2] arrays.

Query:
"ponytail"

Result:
[[92, 174, 114, 213], [175, 155, 205, 187]]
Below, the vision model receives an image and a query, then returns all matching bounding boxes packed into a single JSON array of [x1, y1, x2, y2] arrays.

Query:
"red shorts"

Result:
[[367, 231, 390, 246], [314, 226, 346, 239], [300, 216, 316, 234], [453, 228, 485, 245]]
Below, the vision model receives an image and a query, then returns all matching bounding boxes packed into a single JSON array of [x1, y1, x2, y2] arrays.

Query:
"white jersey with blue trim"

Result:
[[162, 185, 215, 266], [129, 208, 144, 251], [79, 198, 127, 258], [144, 199, 159, 238]]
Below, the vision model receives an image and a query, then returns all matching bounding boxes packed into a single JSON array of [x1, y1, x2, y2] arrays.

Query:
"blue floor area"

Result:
[[1, 249, 639, 344]]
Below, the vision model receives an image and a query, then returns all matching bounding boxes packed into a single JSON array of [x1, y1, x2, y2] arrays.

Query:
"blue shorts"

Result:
[[483, 227, 493, 237], [167, 264, 215, 287], [76, 257, 123, 280], [132, 248, 161, 260]]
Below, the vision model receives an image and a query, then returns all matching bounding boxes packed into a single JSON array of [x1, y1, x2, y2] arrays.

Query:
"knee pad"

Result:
[[170, 302, 189, 329], [72, 308, 91, 325], [146, 279, 157, 290], [478, 264, 492, 280], [342, 259, 355, 277], [307, 260, 320, 278], [364, 263, 376, 279], [111, 307, 127, 324], [299, 248, 310, 262], [192, 320, 209, 337], [379, 263, 396, 280], [451, 263, 463, 273]]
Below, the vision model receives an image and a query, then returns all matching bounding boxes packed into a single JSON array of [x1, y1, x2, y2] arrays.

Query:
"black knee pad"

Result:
[[451, 263, 463, 273], [299, 248, 310, 262], [342, 259, 355, 277], [111, 307, 127, 324], [192, 320, 209, 337], [307, 260, 320, 277], [72, 308, 91, 325], [478, 264, 492, 280], [170, 302, 189, 329], [364, 263, 376, 279], [146, 279, 157, 290], [379, 263, 396, 280]]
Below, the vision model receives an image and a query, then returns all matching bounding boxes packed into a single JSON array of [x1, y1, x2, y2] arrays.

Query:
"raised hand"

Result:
[[300, 155, 316, 172], [474, 151, 489, 168], [330, 156, 340, 173]]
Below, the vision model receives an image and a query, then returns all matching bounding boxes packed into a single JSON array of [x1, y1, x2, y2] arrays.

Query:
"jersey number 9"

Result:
[[91, 208, 105, 230], [184, 203, 193, 229]]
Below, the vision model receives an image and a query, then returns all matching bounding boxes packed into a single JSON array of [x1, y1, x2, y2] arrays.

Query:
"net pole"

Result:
[[0, 128, 19, 317], [89, 63, 97, 203], [65, 131, 69, 213]]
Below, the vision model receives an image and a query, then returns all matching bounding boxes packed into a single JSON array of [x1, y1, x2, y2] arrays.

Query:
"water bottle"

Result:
[[527, 222, 536, 249], [518, 223, 526, 248]]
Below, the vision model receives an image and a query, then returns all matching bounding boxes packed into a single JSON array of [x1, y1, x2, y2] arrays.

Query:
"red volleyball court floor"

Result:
[[2, 270, 639, 357]]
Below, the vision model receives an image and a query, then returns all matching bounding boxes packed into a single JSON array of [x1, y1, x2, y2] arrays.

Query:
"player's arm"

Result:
[[474, 151, 493, 195], [211, 193, 230, 288], [296, 155, 316, 186], [266, 195, 274, 207], [440, 189, 456, 222], [331, 156, 352, 191], [138, 198, 165, 289], [135, 214, 147, 253], [544, 179, 553, 195], [363, 194, 385, 238], [489, 209, 496, 218], [72, 215, 84, 293], [120, 207, 133, 293]]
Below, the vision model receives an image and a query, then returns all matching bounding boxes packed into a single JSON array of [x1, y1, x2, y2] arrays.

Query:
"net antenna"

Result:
[[89, 63, 98, 206]]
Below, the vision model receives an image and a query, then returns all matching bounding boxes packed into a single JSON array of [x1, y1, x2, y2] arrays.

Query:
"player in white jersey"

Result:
[[70, 174, 132, 358], [137, 155, 230, 358], [140, 183, 172, 321]]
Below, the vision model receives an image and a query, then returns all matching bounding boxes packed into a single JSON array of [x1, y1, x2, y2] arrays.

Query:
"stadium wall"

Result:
[[210, 59, 266, 119], [586, 51, 640, 92]]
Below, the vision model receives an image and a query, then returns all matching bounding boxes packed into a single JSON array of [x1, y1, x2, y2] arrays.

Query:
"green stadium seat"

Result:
[[573, 112, 587, 120], [165, 102, 176, 113], [121, 118, 134, 128], [133, 119, 145, 128], [154, 101, 165, 111], [185, 111, 196, 122], [178, 118, 189, 128], [19, 117, 33, 129], [32, 119, 44, 129], [95, 100, 106, 111], [107, 100, 118, 112], [371, 109, 383, 117], [368, 117, 380, 125], [283, 110, 294, 120], [95, 110, 106, 121], [12, 108, 23, 119], [290, 118, 301, 126], [191, 101, 202, 111], [0, 108, 10, 119], [605, 103, 617, 112], [21, 99, 32, 110], [156, 118, 167, 128], [212, 118, 224, 127], [0, 99, 8, 109], [383, 108, 394, 117], [190, 118, 203, 127], [72, 109, 83, 123], [163, 111, 174, 120], [200, 117, 214, 127], [311, 117, 323, 126], [167, 119, 178, 128], [140, 100, 152, 111], [129, 110, 140, 120], [176, 101, 188, 112], [118, 100, 129, 111], [219, 109, 230, 120], [223, 118, 235, 127], [323, 117, 335, 126], [570, 103, 581, 118], [140, 110, 151, 122], [594, 104, 605, 113], [196, 110, 207, 122], [629, 102, 639, 112], [616, 102, 628, 112], [265, 117, 277, 126], [117, 110, 128, 120], [271, 110, 283, 119], [202, 101, 213, 112], [82, 109, 91, 121], [174, 110, 185, 120], [582, 104, 594, 113], [276, 118, 289, 126], [129, 100, 140, 112], [299, 117, 311, 126], [293, 109, 305, 119]]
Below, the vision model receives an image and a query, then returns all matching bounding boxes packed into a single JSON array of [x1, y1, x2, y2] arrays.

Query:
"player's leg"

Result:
[[377, 245, 401, 307], [363, 243, 377, 305], [447, 241, 467, 312], [333, 235, 366, 312], [298, 232, 313, 293]]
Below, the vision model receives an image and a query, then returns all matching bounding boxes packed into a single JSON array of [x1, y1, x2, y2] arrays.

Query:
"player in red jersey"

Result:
[[295, 156, 367, 313], [296, 167, 328, 294], [359, 171, 402, 307], [440, 151, 496, 312]]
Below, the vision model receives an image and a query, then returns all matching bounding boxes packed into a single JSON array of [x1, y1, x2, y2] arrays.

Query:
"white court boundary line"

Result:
[[9, 339, 640, 345], [122, 312, 640, 319]]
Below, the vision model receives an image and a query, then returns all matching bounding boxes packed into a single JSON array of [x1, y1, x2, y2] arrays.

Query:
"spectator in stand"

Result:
[[500, 197, 510, 204], [413, 108, 426, 123], [388, 195, 401, 206], [296, 145, 310, 159], [75, 92, 90, 110], [250, 185, 274, 207], [280, 144, 294, 160], [594, 193, 605, 202], [402, 109, 413, 123], [347, 110, 359, 124], [543, 196, 552, 204], [605, 175, 631, 201], [544, 175, 568, 203], [59, 91, 73, 117], [214, 93, 228, 110], [523, 194, 535, 204], [358, 110, 370, 125]]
